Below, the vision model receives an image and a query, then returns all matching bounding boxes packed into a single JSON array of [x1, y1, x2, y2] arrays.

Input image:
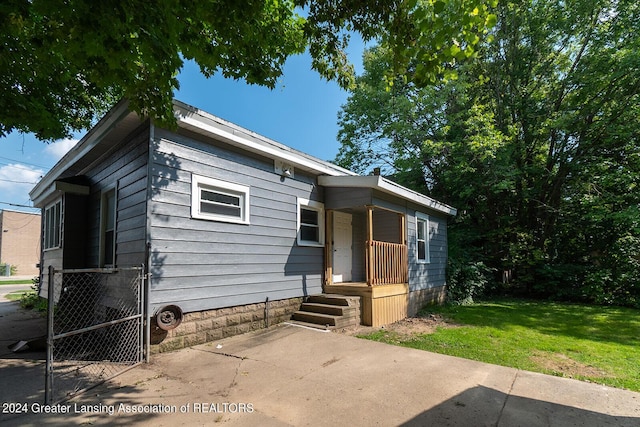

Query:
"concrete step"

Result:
[[306, 294, 352, 306], [291, 311, 354, 329], [300, 302, 356, 317], [291, 311, 339, 326], [286, 320, 330, 330], [291, 294, 361, 330]]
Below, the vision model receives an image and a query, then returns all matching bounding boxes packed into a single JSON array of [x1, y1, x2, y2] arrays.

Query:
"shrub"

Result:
[[447, 258, 493, 305], [0, 262, 17, 276], [19, 277, 47, 312]]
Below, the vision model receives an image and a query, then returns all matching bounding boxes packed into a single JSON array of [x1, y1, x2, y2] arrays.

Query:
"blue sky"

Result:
[[0, 40, 367, 214]]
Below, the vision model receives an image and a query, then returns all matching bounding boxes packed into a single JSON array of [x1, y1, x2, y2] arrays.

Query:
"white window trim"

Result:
[[297, 198, 325, 247], [416, 212, 430, 264], [191, 174, 250, 225], [43, 199, 62, 251]]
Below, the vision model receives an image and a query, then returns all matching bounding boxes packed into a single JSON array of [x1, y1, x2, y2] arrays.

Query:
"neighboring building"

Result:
[[0, 209, 41, 276], [29, 99, 456, 351]]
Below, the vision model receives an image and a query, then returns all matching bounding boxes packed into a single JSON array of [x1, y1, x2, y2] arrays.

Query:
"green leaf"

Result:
[[486, 14, 497, 28]]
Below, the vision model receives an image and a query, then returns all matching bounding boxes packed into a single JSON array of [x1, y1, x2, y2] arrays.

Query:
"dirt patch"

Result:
[[530, 352, 609, 379], [336, 313, 458, 338]]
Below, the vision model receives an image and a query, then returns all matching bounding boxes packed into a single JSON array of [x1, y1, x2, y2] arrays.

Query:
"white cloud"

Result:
[[44, 138, 79, 160], [0, 164, 45, 205]]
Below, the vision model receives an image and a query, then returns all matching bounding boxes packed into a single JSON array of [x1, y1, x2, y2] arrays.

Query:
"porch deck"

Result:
[[325, 282, 409, 327]]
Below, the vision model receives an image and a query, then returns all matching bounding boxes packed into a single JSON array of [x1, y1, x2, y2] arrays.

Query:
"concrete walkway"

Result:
[[1, 307, 639, 426]]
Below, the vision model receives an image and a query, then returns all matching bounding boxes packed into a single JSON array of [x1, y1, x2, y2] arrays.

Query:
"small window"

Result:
[[416, 213, 430, 263], [44, 199, 62, 250], [191, 175, 250, 224], [101, 188, 116, 267], [297, 198, 324, 246]]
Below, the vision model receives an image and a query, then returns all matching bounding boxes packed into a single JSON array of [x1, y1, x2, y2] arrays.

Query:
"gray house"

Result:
[[30, 99, 456, 350]]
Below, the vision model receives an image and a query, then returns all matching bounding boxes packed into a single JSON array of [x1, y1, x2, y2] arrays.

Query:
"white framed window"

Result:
[[43, 199, 62, 250], [416, 212, 430, 263], [191, 174, 250, 224], [101, 187, 117, 267], [297, 198, 325, 246]]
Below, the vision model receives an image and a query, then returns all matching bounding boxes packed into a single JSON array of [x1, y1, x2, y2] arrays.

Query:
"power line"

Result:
[[0, 162, 45, 173], [0, 155, 49, 170], [0, 201, 37, 208], [0, 177, 39, 184]]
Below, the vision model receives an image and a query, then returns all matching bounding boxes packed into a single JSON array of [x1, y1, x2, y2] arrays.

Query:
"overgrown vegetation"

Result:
[[335, 1, 640, 308], [445, 258, 492, 304], [361, 299, 640, 392], [18, 277, 47, 312]]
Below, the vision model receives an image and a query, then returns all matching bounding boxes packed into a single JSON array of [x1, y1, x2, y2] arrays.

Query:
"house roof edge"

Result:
[[172, 100, 356, 178], [317, 175, 457, 216], [29, 99, 135, 206]]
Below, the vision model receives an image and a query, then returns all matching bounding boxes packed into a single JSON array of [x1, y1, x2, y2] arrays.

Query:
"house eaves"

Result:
[[173, 100, 356, 178], [29, 99, 140, 207], [318, 175, 457, 216]]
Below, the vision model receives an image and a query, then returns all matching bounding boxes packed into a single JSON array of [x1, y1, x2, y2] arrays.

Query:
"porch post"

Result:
[[400, 213, 408, 284], [324, 209, 333, 288], [366, 206, 374, 286]]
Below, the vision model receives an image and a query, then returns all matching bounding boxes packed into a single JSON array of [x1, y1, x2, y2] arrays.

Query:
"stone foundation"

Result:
[[407, 286, 446, 317], [150, 297, 303, 353]]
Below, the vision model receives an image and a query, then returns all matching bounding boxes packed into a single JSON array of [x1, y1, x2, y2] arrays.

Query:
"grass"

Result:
[[360, 299, 640, 392], [0, 279, 33, 285], [2, 285, 47, 312], [4, 290, 33, 301]]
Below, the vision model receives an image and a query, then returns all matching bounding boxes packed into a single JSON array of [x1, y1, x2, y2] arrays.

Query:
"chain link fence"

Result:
[[45, 266, 145, 404]]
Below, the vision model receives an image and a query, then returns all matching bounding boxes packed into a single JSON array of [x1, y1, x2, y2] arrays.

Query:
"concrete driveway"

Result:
[[1, 305, 639, 426]]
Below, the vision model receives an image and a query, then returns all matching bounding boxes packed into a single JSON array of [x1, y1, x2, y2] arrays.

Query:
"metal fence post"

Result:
[[142, 264, 150, 363], [45, 265, 55, 404]]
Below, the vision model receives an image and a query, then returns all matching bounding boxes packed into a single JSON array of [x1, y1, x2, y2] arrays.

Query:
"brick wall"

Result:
[[0, 210, 41, 276], [151, 297, 303, 353]]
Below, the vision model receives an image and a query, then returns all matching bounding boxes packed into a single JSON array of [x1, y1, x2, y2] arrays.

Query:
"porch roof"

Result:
[[317, 175, 457, 216]]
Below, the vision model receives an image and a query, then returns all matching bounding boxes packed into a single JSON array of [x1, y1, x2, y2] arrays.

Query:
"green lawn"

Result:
[[360, 299, 640, 392], [0, 279, 34, 285]]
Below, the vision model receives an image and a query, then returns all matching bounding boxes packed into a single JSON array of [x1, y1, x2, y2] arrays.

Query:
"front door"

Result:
[[333, 211, 352, 283]]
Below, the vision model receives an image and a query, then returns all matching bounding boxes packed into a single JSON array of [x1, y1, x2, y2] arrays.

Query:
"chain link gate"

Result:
[[45, 266, 145, 404]]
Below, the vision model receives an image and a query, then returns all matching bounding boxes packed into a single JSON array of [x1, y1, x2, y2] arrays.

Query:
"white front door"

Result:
[[333, 211, 353, 283]]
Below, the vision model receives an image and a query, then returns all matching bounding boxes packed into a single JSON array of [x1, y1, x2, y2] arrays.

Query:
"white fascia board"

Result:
[[31, 182, 88, 207], [30, 182, 58, 208], [29, 100, 133, 206], [55, 181, 90, 196], [318, 175, 457, 216], [174, 101, 356, 178]]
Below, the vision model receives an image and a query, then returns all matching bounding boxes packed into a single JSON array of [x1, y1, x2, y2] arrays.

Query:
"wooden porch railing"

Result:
[[366, 240, 408, 285]]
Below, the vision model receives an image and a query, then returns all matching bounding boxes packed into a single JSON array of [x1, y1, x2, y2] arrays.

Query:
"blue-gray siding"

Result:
[[85, 126, 149, 268], [147, 129, 323, 313], [39, 126, 149, 298], [407, 209, 448, 291]]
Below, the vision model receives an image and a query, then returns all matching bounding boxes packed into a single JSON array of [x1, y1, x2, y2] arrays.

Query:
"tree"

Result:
[[1, 0, 306, 140], [336, 0, 640, 306], [1, 0, 496, 141]]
